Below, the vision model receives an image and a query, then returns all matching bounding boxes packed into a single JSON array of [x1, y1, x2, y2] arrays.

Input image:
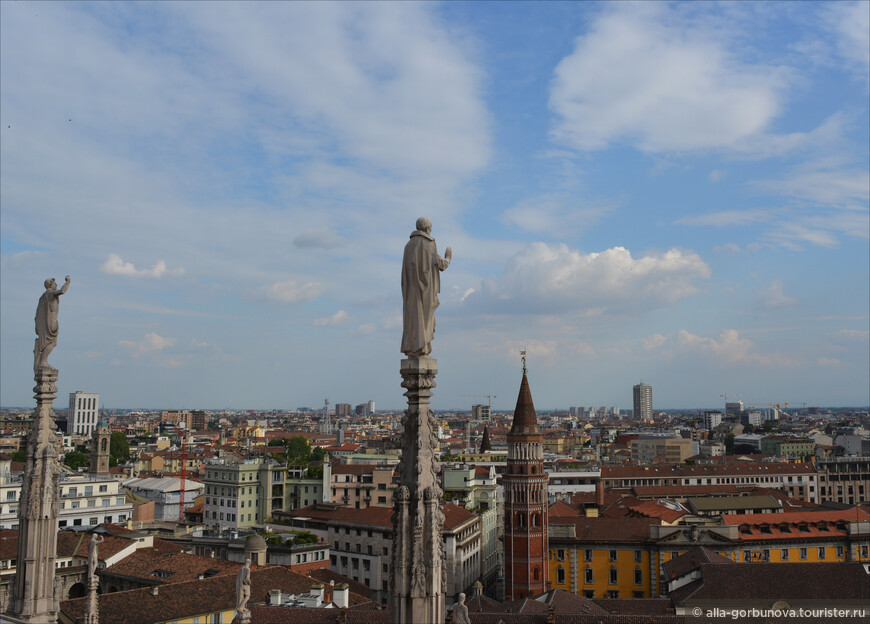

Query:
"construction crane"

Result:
[[172, 426, 187, 524]]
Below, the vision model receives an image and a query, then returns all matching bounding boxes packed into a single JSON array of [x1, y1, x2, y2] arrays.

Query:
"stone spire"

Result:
[[9, 278, 69, 623], [390, 357, 445, 624], [83, 535, 102, 624], [479, 425, 492, 453], [9, 369, 63, 623]]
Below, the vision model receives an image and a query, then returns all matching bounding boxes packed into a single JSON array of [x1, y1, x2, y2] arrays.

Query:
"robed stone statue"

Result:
[[34, 275, 70, 373], [401, 218, 451, 357], [236, 557, 252, 613]]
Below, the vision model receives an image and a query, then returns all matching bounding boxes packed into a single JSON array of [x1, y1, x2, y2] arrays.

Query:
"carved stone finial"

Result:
[[401, 218, 451, 357], [33, 275, 70, 375]]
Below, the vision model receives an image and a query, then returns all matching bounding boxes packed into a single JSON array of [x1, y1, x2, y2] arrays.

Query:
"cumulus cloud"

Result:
[[756, 280, 799, 310], [293, 228, 347, 249], [314, 310, 350, 326], [468, 243, 710, 315], [119, 332, 176, 357], [549, 3, 785, 152], [258, 279, 323, 304], [101, 254, 185, 278]]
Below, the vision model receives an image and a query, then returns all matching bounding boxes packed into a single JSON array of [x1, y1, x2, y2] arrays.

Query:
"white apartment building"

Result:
[[0, 470, 133, 530], [68, 391, 100, 436]]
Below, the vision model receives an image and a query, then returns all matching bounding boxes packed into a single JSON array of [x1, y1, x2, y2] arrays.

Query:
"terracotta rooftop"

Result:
[[603, 461, 816, 478], [661, 546, 734, 581], [442, 503, 477, 530], [672, 562, 870, 606], [723, 507, 869, 541], [60, 565, 317, 624], [102, 549, 241, 584], [549, 516, 658, 543], [306, 568, 373, 597]]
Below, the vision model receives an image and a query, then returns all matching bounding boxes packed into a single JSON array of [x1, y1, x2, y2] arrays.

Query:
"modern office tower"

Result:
[[365, 400, 376, 415], [632, 383, 652, 420], [503, 369, 548, 600], [67, 391, 100, 436]]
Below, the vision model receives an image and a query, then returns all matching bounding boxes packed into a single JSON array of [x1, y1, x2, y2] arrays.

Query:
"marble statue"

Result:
[[34, 275, 70, 373], [452, 593, 470, 624], [236, 557, 252, 612], [401, 218, 451, 357], [88, 534, 103, 578]]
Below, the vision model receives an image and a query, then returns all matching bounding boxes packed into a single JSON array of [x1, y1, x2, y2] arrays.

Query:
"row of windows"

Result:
[[206, 486, 256, 496], [560, 566, 643, 586], [57, 514, 125, 527], [552, 549, 644, 562], [334, 541, 389, 556]]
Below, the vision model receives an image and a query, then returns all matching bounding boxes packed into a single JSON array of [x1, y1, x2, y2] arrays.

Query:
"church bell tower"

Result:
[[503, 356, 549, 600], [90, 419, 111, 474]]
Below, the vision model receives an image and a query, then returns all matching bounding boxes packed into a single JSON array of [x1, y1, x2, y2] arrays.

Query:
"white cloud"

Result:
[[677, 209, 772, 227], [817, 356, 841, 368], [259, 279, 323, 304], [709, 170, 726, 182], [643, 333, 668, 350], [118, 332, 176, 357], [501, 194, 612, 238], [756, 280, 799, 310], [824, 1, 870, 82], [468, 243, 710, 314], [314, 310, 350, 326], [100, 254, 184, 278], [549, 3, 785, 152], [675, 329, 799, 367], [830, 329, 870, 341], [755, 163, 870, 208], [293, 228, 347, 249], [713, 243, 741, 254]]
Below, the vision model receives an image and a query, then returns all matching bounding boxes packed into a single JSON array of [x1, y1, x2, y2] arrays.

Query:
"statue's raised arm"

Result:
[[401, 218, 451, 357], [34, 275, 70, 374]]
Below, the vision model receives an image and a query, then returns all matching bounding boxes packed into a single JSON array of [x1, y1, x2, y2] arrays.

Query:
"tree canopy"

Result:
[[110, 431, 130, 462]]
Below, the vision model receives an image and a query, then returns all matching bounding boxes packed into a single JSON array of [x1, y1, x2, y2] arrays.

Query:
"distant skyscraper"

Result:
[[68, 391, 100, 436], [633, 383, 652, 420]]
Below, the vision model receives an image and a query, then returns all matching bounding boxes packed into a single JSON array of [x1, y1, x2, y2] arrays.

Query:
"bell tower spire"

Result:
[[502, 355, 549, 600]]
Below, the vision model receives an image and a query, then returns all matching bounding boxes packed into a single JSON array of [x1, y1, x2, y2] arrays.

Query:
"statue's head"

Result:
[[458, 593, 466, 603], [44, 278, 56, 289], [415, 217, 432, 234]]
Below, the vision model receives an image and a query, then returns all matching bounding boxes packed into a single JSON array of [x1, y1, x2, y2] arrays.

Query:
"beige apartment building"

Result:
[[630, 437, 693, 464]]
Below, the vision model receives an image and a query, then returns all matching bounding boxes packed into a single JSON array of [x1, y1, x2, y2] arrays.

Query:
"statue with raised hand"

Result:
[[401, 218, 451, 357], [34, 275, 70, 374]]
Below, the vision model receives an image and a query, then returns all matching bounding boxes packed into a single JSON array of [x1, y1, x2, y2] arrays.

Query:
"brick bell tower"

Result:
[[503, 354, 548, 600]]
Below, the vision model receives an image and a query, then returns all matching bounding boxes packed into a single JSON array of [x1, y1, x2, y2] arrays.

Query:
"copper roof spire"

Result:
[[509, 352, 539, 436]]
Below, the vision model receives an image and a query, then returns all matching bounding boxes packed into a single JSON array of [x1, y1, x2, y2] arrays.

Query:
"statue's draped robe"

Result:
[[401, 230, 449, 356], [34, 291, 58, 369]]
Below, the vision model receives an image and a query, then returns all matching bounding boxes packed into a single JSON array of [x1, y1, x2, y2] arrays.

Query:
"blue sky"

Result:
[[1, 1, 868, 411]]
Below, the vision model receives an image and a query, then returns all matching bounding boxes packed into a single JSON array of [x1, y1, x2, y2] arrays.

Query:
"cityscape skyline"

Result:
[[1, 2, 868, 411]]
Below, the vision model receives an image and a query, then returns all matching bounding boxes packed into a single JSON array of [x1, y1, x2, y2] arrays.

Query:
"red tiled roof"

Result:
[[548, 500, 582, 518], [103, 549, 241, 584], [603, 461, 816, 479], [442, 503, 477, 530], [548, 516, 658, 542], [723, 507, 869, 541]]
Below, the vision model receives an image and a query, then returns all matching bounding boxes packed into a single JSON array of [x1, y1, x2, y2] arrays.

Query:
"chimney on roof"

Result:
[[595, 479, 605, 507], [269, 589, 282, 606], [334, 583, 349, 609], [150, 586, 158, 596], [310, 583, 325, 606]]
